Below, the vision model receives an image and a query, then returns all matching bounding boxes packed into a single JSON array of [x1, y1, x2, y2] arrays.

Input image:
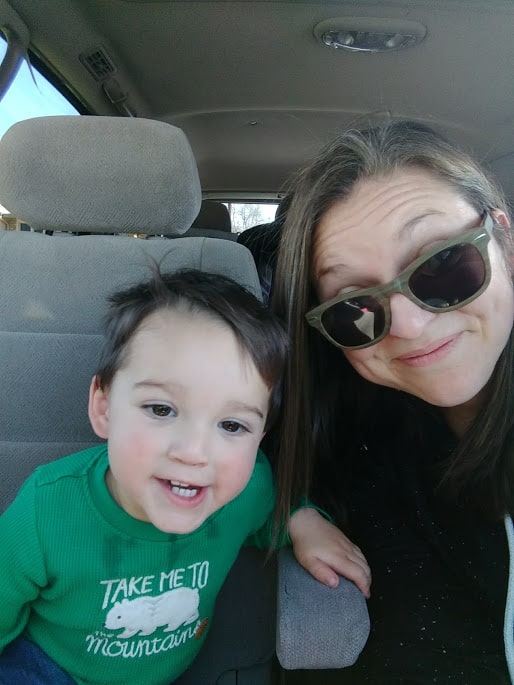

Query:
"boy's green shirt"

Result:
[[0, 445, 275, 685]]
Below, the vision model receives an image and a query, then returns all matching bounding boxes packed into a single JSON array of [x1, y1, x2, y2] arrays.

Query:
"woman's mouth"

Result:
[[396, 334, 460, 367]]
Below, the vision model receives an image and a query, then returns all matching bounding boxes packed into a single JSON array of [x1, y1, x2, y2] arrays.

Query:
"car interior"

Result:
[[0, 113, 369, 684], [0, 1, 512, 683]]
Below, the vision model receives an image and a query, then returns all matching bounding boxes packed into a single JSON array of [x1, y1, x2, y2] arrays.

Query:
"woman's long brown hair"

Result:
[[271, 119, 514, 527]]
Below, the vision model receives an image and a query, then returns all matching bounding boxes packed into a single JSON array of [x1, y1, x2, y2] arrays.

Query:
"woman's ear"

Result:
[[88, 375, 110, 439], [492, 209, 510, 229], [491, 209, 514, 271]]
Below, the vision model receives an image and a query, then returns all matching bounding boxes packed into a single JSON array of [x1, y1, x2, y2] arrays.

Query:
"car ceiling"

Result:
[[2, 0, 514, 204]]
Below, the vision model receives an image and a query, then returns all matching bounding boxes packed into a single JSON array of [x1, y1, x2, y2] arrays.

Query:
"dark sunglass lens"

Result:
[[409, 243, 486, 308], [321, 296, 386, 347]]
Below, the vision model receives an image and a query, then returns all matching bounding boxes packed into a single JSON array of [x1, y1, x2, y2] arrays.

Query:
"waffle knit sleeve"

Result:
[[0, 474, 48, 651]]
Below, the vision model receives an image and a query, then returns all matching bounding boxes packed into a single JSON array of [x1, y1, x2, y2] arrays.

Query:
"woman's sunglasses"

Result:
[[306, 213, 494, 350]]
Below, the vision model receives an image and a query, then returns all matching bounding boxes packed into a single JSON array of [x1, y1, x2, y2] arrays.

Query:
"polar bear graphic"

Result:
[[105, 587, 200, 638]]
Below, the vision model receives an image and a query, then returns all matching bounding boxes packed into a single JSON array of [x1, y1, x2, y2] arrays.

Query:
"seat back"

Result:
[[0, 116, 261, 511], [192, 199, 232, 232], [0, 115, 275, 684], [237, 195, 290, 305], [180, 199, 237, 240], [0, 231, 262, 508]]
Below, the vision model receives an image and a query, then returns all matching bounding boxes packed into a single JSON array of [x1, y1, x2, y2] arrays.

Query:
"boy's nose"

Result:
[[169, 448, 208, 466], [166, 429, 209, 466]]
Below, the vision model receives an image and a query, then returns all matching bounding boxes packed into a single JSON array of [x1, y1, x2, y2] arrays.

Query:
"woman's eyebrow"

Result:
[[316, 262, 351, 280], [315, 217, 442, 282], [397, 211, 444, 240]]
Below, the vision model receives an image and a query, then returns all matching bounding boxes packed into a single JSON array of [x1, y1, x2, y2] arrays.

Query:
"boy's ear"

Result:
[[88, 376, 110, 439]]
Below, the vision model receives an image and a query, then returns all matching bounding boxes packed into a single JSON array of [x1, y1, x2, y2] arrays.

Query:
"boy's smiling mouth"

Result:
[[155, 478, 207, 507], [169, 481, 200, 498]]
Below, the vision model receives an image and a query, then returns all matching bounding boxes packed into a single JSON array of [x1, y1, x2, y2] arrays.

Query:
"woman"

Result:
[[272, 120, 514, 683]]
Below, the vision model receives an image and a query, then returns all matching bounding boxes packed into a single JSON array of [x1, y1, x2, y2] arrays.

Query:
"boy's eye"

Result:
[[144, 404, 174, 418], [220, 420, 246, 434]]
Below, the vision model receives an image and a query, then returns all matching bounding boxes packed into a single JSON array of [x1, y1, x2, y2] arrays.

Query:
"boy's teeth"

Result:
[[170, 481, 199, 498]]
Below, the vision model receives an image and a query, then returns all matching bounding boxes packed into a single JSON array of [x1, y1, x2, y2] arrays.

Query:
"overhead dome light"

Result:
[[322, 30, 416, 52], [314, 17, 426, 53]]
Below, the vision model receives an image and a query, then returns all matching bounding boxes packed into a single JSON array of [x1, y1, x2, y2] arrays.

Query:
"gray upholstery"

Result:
[[179, 226, 237, 240], [192, 199, 232, 232], [0, 231, 262, 510], [277, 549, 370, 670], [180, 200, 237, 240], [0, 116, 201, 235], [0, 115, 369, 682]]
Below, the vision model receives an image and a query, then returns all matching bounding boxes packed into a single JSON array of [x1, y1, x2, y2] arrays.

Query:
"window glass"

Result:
[[0, 34, 78, 140], [226, 202, 279, 233], [0, 34, 78, 225]]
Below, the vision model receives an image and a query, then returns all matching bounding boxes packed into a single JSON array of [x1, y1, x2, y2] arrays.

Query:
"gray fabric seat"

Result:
[[0, 115, 369, 683], [180, 200, 237, 240], [192, 199, 232, 231]]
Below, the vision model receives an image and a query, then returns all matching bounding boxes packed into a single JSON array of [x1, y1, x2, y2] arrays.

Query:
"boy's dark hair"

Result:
[[95, 268, 289, 430]]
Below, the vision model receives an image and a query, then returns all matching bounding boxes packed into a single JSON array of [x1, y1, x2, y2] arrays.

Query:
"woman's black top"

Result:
[[315, 403, 510, 684]]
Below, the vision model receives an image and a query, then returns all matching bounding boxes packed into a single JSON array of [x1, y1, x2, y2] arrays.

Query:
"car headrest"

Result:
[[192, 200, 232, 232], [0, 115, 201, 235]]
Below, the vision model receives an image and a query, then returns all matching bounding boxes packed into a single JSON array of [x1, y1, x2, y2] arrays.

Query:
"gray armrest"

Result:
[[276, 547, 370, 670]]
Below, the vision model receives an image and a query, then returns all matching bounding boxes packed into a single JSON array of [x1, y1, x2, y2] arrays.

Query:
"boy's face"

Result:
[[88, 308, 270, 534]]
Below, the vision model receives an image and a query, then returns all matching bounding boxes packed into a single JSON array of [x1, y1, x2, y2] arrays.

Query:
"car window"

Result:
[[226, 202, 279, 233], [0, 33, 78, 140], [0, 33, 279, 233], [0, 33, 79, 225]]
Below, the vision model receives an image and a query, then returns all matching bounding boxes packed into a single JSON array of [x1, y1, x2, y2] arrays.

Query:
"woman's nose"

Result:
[[388, 292, 437, 339]]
